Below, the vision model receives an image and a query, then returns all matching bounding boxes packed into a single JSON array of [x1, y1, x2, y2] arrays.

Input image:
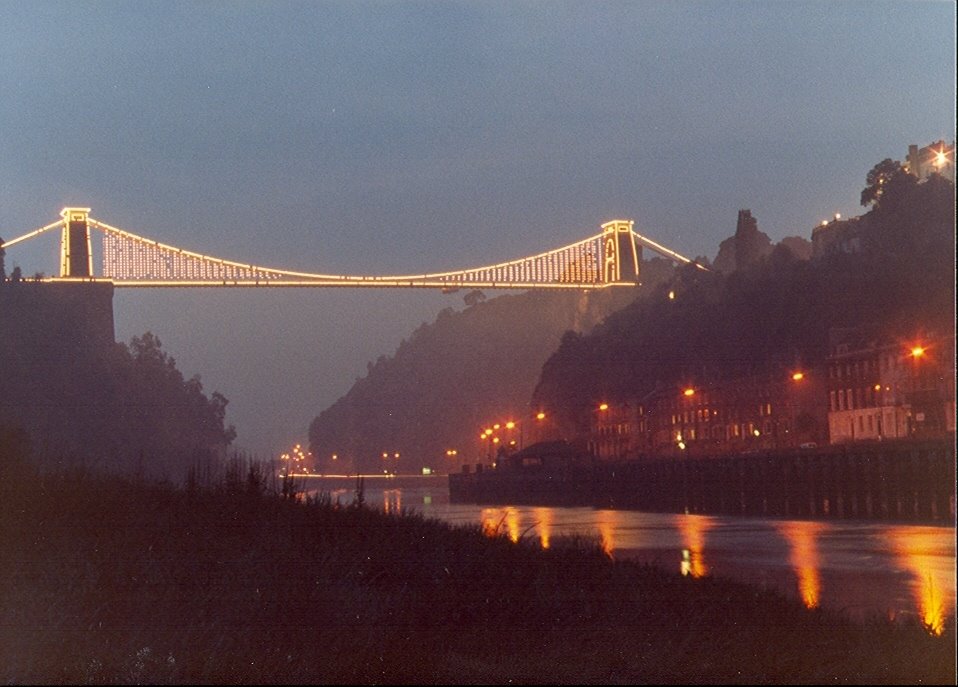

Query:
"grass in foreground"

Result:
[[0, 465, 954, 685]]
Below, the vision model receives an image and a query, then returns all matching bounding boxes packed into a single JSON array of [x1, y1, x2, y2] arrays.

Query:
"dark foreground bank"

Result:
[[1, 464, 954, 685]]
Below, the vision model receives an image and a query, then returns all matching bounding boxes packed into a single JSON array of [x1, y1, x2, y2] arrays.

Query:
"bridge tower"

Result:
[[59, 207, 93, 278], [601, 219, 640, 283]]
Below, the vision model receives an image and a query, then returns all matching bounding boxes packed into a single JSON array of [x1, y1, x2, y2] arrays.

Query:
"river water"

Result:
[[301, 473, 956, 633]]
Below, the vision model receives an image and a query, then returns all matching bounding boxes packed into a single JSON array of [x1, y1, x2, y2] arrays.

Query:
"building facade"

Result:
[[589, 367, 829, 461], [587, 329, 955, 460], [906, 140, 955, 183], [826, 329, 956, 443]]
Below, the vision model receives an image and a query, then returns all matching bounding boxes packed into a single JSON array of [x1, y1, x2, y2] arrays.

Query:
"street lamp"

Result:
[[445, 448, 458, 473], [479, 429, 494, 462], [679, 388, 697, 455], [531, 411, 548, 443], [906, 342, 934, 437], [932, 146, 951, 174], [381, 451, 400, 475]]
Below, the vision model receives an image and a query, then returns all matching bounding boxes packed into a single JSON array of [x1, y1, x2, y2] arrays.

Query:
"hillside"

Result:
[[532, 173, 956, 435], [307, 261, 677, 475], [307, 164, 953, 476]]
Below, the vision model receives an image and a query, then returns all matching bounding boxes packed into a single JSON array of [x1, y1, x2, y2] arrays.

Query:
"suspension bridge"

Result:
[[1, 208, 704, 290]]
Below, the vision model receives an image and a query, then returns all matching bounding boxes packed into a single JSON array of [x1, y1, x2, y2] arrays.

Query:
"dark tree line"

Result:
[[1, 304, 236, 482]]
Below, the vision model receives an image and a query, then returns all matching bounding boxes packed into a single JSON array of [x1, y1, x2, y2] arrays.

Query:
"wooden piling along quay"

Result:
[[451, 438, 956, 523], [596, 439, 955, 522]]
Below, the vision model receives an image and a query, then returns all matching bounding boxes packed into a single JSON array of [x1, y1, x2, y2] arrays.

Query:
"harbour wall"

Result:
[[449, 438, 956, 523]]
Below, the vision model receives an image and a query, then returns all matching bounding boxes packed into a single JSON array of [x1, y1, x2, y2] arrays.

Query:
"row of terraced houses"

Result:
[[586, 140, 955, 462], [587, 326, 956, 461]]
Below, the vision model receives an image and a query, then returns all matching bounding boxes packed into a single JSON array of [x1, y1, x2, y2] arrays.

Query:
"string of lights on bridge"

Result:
[[1, 208, 706, 290]]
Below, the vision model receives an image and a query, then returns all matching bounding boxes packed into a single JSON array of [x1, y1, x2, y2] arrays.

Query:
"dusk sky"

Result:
[[2, 1, 954, 458]]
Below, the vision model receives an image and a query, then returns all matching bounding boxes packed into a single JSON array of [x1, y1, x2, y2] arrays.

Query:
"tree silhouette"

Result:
[[861, 158, 904, 207]]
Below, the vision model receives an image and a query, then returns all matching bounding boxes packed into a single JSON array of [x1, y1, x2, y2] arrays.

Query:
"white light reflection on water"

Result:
[[302, 475, 956, 625], [678, 514, 714, 578]]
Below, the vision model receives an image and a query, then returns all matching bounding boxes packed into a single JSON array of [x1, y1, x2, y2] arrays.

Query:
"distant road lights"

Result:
[[910, 345, 926, 359], [505, 421, 516, 430], [683, 387, 695, 397], [280, 442, 312, 475], [536, 411, 546, 421], [791, 372, 805, 381], [834, 213, 841, 221]]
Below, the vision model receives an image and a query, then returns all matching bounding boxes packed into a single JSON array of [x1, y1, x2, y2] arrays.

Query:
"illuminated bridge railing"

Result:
[[98, 220, 290, 284], [2, 210, 704, 289], [93, 219, 614, 289]]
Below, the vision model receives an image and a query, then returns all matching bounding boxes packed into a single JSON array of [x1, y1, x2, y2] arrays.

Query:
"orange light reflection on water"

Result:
[[595, 509, 620, 558], [481, 507, 504, 537], [776, 520, 824, 609], [479, 506, 521, 543], [533, 507, 552, 549], [888, 526, 955, 636], [505, 507, 521, 543], [678, 514, 714, 577], [382, 488, 401, 514]]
